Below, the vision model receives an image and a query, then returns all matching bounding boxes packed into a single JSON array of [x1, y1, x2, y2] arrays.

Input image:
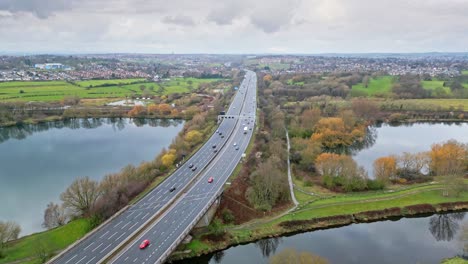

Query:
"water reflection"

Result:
[[352, 122, 468, 177], [429, 213, 466, 241], [0, 118, 183, 144], [185, 212, 467, 264], [0, 118, 184, 235], [255, 238, 282, 258]]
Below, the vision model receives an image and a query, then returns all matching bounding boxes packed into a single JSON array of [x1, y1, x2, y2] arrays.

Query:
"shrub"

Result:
[[221, 209, 235, 224], [367, 179, 385, 190]]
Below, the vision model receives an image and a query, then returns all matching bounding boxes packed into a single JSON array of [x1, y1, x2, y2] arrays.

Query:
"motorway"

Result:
[[49, 71, 256, 264], [111, 71, 257, 264]]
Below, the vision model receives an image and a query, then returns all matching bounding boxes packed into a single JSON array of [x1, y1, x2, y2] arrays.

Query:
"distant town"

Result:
[[1, 53, 467, 82]]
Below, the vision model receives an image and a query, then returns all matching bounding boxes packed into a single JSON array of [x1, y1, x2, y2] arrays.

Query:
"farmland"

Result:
[[0, 78, 223, 102]]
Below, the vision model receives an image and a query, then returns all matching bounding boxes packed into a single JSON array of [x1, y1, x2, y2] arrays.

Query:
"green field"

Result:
[[0, 78, 223, 102], [462, 70, 468, 75], [76, 78, 146, 88], [421, 80, 451, 93], [384, 99, 468, 111], [351, 76, 394, 97], [0, 219, 90, 264]]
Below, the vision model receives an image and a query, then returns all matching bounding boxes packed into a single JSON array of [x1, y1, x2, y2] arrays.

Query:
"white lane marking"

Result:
[[100, 244, 112, 253], [114, 220, 123, 227], [127, 211, 135, 218], [121, 222, 131, 229], [83, 242, 94, 251], [133, 257, 138, 263], [64, 254, 77, 264], [116, 232, 126, 240], [85, 256, 96, 264], [91, 242, 103, 252], [75, 255, 87, 264], [128, 221, 139, 230], [99, 230, 109, 239], [142, 212, 150, 219], [134, 212, 143, 218], [108, 231, 117, 240], [124, 256, 129, 262]]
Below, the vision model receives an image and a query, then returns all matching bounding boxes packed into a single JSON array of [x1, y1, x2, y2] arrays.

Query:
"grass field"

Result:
[[0, 78, 223, 102], [462, 70, 468, 75], [0, 219, 90, 264], [75, 78, 146, 88], [422, 80, 452, 94], [384, 99, 468, 111], [351, 76, 394, 97]]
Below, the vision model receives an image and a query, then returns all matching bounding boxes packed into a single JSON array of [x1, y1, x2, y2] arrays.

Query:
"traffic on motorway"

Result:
[[48, 71, 256, 264], [111, 71, 257, 264]]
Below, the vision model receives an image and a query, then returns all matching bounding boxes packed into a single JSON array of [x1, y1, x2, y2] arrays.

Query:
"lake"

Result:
[[0, 118, 184, 236], [186, 212, 467, 264], [353, 122, 468, 177]]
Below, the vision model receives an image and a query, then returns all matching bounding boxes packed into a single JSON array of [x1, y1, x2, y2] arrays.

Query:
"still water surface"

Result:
[[0, 118, 183, 236], [189, 213, 467, 264], [353, 122, 468, 177]]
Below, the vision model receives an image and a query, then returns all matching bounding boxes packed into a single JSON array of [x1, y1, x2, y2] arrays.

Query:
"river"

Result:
[[0, 118, 184, 236]]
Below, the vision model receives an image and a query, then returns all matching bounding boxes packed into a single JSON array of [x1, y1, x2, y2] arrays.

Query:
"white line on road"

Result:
[[99, 230, 109, 239], [85, 256, 96, 264], [75, 255, 87, 264], [91, 242, 103, 252], [83, 242, 94, 251], [64, 254, 77, 264]]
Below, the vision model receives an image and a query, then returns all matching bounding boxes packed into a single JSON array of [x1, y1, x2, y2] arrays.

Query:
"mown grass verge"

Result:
[[0, 219, 91, 264]]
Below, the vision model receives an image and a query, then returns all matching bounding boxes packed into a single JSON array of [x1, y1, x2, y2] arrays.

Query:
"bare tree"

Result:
[[0, 221, 21, 248], [60, 177, 101, 216], [42, 202, 68, 229]]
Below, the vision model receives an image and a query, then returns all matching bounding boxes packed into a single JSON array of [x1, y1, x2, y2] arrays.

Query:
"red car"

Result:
[[139, 239, 150, 249], [208, 177, 214, 183]]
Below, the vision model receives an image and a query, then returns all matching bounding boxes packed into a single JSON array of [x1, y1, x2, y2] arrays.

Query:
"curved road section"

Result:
[[49, 71, 255, 264], [111, 71, 257, 264]]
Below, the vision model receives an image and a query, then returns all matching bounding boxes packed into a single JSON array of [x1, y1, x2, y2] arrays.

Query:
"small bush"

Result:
[[367, 179, 385, 190], [221, 209, 235, 224]]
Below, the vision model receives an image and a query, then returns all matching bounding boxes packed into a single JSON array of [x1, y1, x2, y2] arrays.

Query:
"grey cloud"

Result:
[[162, 15, 195, 26], [206, 1, 244, 25], [0, 0, 78, 18], [249, 0, 300, 33]]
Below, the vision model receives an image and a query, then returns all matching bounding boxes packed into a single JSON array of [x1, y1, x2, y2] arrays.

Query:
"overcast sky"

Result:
[[0, 0, 467, 54]]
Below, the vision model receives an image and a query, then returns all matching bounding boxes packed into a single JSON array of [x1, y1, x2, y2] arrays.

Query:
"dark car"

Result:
[[214, 149, 218, 153], [191, 166, 197, 171], [212, 144, 216, 148], [169, 187, 176, 192], [188, 163, 194, 168]]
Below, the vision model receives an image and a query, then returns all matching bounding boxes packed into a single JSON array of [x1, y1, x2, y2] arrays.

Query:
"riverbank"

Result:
[[169, 182, 468, 261]]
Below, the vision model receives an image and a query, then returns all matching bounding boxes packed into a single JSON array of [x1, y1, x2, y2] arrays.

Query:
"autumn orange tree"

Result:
[[128, 105, 145, 117], [311, 117, 365, 149], [429, 140, 467, 196], [147, 104, 159, 114], [373, 156, 397, 184], [159, 103, 172, 115]]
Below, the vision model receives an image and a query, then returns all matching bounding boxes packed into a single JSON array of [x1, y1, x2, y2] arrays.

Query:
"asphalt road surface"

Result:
[[49, 71, 255, 264], [111, 71, 257, 264]]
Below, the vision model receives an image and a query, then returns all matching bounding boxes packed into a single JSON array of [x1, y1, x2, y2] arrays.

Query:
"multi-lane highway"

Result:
[[49, 71, 256, 264], [112, 71, 257, 264]]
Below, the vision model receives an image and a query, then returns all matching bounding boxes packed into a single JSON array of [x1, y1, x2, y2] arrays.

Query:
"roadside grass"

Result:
[[0, 219, 91, 264], [351, 76, 394, 97], [0, 78, 224, 102], [462, 70, 468, 75], [75, 78, 146, 88]]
